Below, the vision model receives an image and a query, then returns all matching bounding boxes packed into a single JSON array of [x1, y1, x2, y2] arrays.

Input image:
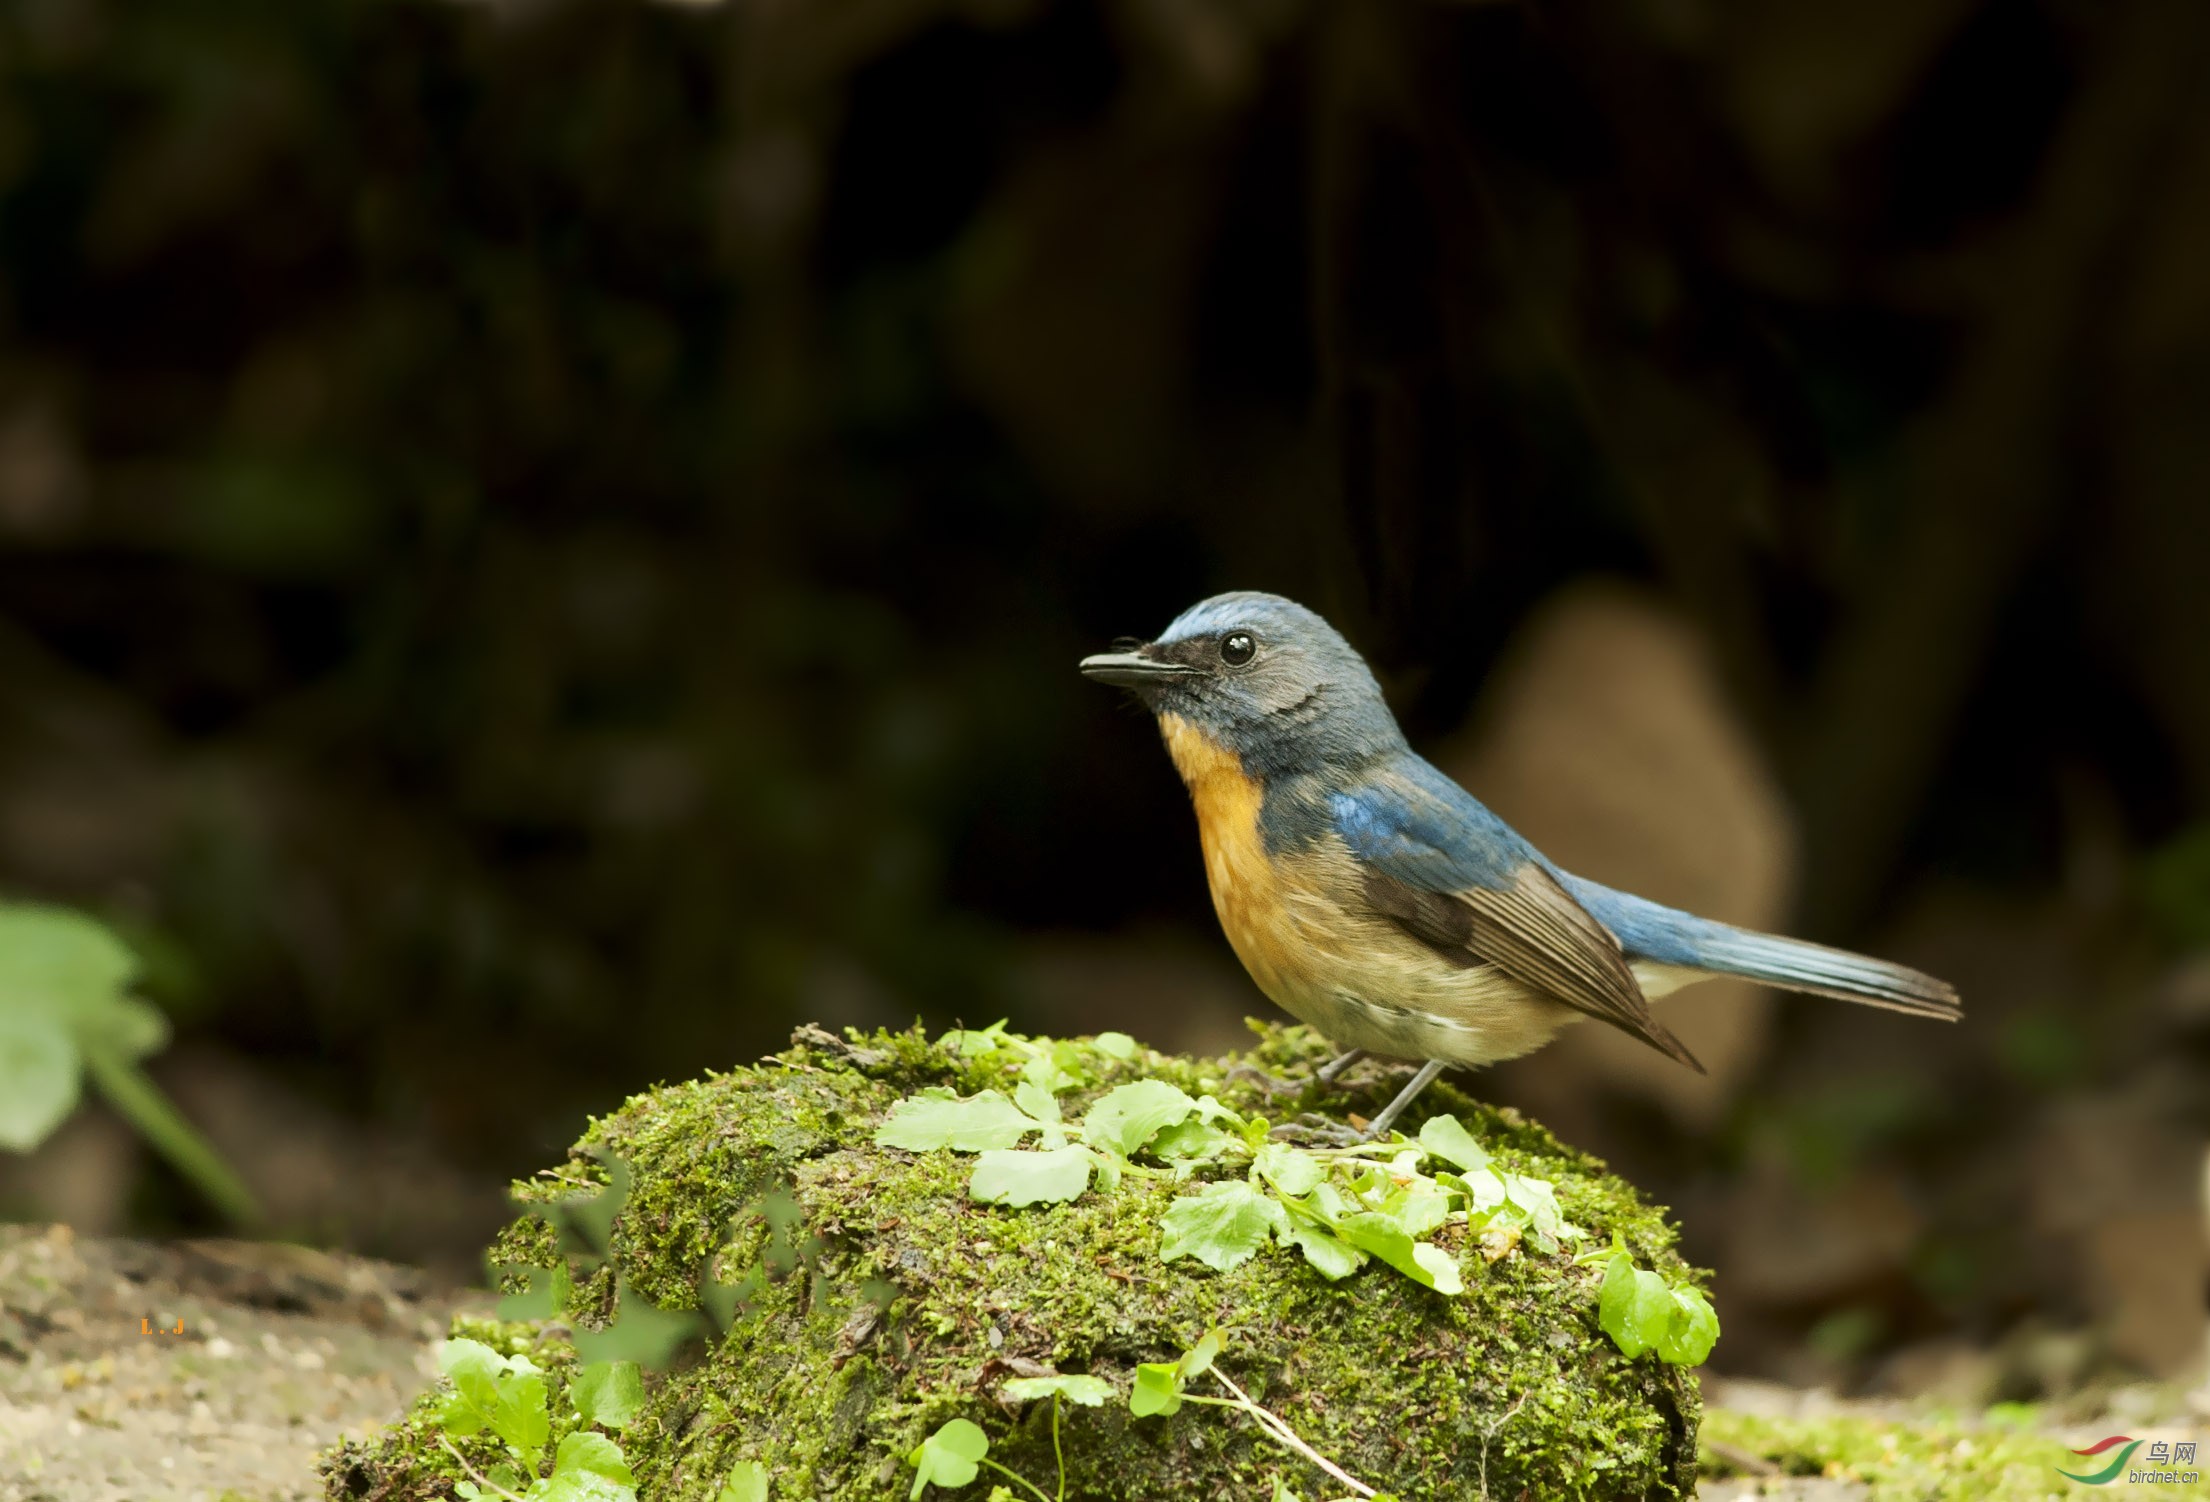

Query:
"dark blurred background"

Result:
[[3, 0, 2208, 1400]]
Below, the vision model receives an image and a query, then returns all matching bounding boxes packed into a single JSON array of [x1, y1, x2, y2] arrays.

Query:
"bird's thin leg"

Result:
[[1314, 1048, 1367, 1088], [1359, 1058, 1448, 1140]]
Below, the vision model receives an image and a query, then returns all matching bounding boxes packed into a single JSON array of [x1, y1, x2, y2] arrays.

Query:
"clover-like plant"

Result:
[[433, 1338, 654, 1502], [873, 1024, 1613, 1315], [0, 901, 256, 1222]]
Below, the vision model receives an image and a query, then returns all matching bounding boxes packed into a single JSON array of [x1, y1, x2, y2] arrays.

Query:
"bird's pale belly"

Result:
[[1218, 840, 1581, 1066], [1159, 713, 1561, 1064]]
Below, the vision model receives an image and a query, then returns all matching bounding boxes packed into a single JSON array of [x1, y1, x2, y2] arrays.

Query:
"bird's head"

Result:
[[1079, 591, 1404, 774]]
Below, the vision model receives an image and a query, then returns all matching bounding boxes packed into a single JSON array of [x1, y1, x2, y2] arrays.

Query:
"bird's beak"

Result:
[[1078, 644, 1197, 689]]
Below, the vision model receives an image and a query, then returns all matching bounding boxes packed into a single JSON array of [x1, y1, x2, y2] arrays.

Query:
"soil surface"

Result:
[[0, 1224, 481, 1502]]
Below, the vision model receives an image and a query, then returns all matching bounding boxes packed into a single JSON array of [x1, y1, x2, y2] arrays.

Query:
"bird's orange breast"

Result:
[[1157, 713, 1305, 997], [1154, 713, 1582, 1065]]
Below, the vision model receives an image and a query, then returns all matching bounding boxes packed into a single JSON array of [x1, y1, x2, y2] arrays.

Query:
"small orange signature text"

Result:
[[139, 1317, 186, 1335]]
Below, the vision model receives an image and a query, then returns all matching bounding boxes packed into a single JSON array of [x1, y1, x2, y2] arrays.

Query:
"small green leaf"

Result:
[[1598, 1253, 1643, 1356], [551, 1431, 635, 1486], [1499, 1173, 1578, 1248], [1149, 1119, 1230, 1163], [95, 995, 171, 1061], [1189, 1095, 1244, 1126], [1178, 1328, 1224, 1379], [1373, 1184, 1452, 1240], [0, 904, 138, 1011], [1335, 1213, 1463, 1295], [1082, 1080, 1199, 1156], [1012, 1081, 1061, 1124], [942, 1022, 1012, 1058], [1086, 1147, 1123, 1192], [716, 1461, 770, 1502], [1409, 1242, 1464, 1294], [876, 1090, 1040, 1152], [0, 1011, 80, 1153], [1129, 1362, 1183, 1418], [1021, 1050, 1071, 1095], [1625, 1271, 1672, 1353], [436, 1338, 506, 1437], [970, 1146, 1092, 1206], [528, 1471, 636, 1502], [1306, 1180, 1354, 1224], [435, 1336, 505, 1379], [1159, 1180, 1288, 1271], [0, 906, 191, 1163], [1091, 1031, 1138, 1060], [1001, 1373, 1115, 1406], [1656, 1285, 1720, 1367], [907, 1418, 990, 1499], [1416, 1114, 1490, 1172], [1282, 1221, 1367, 1280], [493, 1368, 550, 1462], [571, 1360, 644, 1430], [1253, 1143, 1325, 1198], [1599, 1253, 1678, 1360], [1049, 1037, 1095, 1077]]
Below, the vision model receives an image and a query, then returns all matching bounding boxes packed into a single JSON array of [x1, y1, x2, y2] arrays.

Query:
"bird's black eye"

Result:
[[1220, 632, 1256, 666]]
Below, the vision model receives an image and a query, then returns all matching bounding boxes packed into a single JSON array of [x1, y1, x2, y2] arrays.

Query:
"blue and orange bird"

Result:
[[1081, 592, 1961, 1139]]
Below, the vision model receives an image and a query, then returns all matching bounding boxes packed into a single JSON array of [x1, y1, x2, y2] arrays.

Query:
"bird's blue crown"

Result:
[[1144, 591, 1405, 777]]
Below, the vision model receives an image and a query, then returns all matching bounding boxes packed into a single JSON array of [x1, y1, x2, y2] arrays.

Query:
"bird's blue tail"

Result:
[[1563, 878, 1962, 1019]]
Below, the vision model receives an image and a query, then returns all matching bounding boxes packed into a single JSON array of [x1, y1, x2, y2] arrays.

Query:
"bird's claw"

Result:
[[1266, 1113, 1371, 1148], [1223, 1063, 1303, 1098], [1312, 1047, 1369, 1091]]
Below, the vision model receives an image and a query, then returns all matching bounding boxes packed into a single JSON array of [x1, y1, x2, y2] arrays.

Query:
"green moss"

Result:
[[1699, 1406, 2084, 1500], [321, 1311, 587, 1500], [323, 1023, 1704, 1501]]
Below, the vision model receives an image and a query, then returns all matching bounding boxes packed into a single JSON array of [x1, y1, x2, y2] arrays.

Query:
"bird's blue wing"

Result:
[[1327, 756, 1702, 1070], [1325, 757, 1534, 892]]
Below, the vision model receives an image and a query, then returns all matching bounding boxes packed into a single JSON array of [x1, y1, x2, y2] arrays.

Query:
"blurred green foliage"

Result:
[[0, 902, 255, 1219], [2143, 825, 2210, 948]]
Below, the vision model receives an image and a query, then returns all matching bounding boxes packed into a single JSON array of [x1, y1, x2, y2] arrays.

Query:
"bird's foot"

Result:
[[1266, 1113, 1371, 1148], [1223, 1063, 1303, 1098], [1357, 1058, 1450, 1141], [1312, 1047, 1368, 1090]]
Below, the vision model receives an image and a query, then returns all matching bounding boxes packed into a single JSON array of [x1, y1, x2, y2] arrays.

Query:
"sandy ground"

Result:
[[0, 1224, 479, 1502]]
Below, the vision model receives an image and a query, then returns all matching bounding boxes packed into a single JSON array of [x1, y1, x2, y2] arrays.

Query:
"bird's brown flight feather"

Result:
[[1361, 864, 1706, 1072]]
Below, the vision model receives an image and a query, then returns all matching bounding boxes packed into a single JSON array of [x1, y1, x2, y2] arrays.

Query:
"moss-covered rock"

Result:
[[321, 1023, 1706, 1501]]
